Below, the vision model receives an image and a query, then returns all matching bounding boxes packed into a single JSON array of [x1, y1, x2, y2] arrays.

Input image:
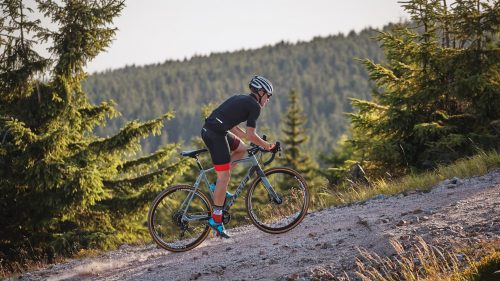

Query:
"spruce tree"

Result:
[[0, 0, 188, 269], [321, 134, 358, 185], [349, 0, 499, 175], [280, 90, 318, 179]]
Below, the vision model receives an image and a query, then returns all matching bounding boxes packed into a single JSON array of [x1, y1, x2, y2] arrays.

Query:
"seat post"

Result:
[[195, 156, 204, 171]]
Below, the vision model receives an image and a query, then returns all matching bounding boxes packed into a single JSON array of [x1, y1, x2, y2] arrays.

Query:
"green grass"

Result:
[[308, 151, 500, 280], [313, 150, 500, 209], [461, 250, 500, 281], [351, 237, 500, 281]]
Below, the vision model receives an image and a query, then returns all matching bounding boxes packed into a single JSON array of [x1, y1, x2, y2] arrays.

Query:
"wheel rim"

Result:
[[248, 169, 308, 232], [149, 187, 210, 251]]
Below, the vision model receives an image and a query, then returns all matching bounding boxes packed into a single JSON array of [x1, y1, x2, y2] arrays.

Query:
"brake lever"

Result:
[[274, 141, 281, 154]]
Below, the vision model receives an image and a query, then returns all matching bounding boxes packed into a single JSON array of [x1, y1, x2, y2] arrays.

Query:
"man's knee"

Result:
[[235, 141, 246, 154]]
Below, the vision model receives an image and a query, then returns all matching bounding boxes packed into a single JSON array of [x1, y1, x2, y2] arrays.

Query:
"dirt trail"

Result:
[[17, 171, 499, 281]]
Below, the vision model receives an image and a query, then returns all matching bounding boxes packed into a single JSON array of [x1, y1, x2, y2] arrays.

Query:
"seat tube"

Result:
[[180, 172, 203, 214]]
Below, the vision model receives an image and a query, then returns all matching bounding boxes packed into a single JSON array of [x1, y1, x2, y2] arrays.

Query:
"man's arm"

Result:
[[229, 126, 274, 150], [245, 127, 274, 150], [229, 126, 246, 140]]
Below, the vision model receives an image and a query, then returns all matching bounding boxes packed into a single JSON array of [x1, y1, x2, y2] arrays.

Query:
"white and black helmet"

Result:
[[249, 75, 274, 94]]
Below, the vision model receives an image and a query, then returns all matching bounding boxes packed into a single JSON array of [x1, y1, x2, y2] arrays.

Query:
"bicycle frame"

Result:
[[179, 152, 280, 222]]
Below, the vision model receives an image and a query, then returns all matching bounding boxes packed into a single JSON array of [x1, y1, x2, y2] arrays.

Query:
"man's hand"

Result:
[[266, 143, 277, 151]]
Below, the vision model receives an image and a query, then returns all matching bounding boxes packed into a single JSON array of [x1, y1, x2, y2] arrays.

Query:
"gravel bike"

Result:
[[147, 138, 310, 252]]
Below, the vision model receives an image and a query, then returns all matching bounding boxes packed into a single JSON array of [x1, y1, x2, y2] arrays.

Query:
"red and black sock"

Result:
[[212, 205, 223, 223]]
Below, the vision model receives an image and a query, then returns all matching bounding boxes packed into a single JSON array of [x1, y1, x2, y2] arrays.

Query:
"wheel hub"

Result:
[[172, 211, 188, 230]]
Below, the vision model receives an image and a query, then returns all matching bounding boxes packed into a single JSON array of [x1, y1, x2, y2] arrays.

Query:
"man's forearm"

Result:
[[230, 126, 246, 140], [247, 131, 272, 149]]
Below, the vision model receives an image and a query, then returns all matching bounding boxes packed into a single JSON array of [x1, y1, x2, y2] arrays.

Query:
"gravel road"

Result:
[[17, 171, 499, 281]]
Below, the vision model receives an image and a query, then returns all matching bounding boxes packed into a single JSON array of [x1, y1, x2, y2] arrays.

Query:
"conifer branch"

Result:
[[117, 143, 180, 174], [103, 159, 190, 192], [88, 113, 174, 155]]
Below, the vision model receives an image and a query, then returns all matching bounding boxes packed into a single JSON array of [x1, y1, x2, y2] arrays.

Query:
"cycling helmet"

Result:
[[249, 75, 273, 94]]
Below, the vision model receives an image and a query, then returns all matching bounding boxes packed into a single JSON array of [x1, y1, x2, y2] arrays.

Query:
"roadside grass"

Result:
[[350, 237, 500, 281], [311, 151, 500, 281], [313, 150, 500, 209]]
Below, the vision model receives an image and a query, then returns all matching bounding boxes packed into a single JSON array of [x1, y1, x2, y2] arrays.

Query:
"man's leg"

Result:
[[219, 138, 246, 198], [230, 141, 247, 168], [201, 128, 231, 237], [213, 169, 230, 207], [209, 168, 231, 238], [227, 132, 246, 168]]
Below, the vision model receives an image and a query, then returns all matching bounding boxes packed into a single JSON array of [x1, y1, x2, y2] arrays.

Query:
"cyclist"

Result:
[[201, 75, 276, 238]]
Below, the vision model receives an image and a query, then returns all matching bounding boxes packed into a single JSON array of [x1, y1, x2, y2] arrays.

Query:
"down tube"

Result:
[[224, 166, 257, 209]]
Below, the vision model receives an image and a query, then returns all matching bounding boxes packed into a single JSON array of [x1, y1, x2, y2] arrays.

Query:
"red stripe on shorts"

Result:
[[214, 163, 231, 172]]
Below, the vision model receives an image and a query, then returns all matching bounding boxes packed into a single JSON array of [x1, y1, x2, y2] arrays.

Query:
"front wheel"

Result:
[[148, 185, 212, 252], [246, 167, 310, 234]]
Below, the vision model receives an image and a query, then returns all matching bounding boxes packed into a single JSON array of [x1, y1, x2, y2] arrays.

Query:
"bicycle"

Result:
[[147, 138, 310, 252]]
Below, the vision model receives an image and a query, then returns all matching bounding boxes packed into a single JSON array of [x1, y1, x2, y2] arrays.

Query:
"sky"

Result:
[[39, 0, 410, 73]]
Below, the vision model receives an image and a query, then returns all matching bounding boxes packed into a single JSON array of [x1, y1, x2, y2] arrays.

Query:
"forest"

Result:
[[83, 26, 387, 156]]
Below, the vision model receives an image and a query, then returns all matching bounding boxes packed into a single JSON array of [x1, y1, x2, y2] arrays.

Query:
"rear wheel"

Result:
[[246, 167, 309, 234], [148, 185, 212, 252]]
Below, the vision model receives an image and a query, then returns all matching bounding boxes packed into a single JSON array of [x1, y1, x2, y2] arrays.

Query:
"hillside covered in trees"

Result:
[[83, 27, 388, 155]]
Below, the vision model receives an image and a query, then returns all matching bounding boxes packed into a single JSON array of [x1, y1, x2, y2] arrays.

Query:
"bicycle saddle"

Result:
[[180, 148, 208, 158]]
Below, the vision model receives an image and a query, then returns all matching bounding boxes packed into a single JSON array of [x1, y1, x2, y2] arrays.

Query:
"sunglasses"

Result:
[[266, 93, 272, 98]]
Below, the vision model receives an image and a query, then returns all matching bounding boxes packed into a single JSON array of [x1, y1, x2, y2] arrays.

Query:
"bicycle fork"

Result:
[[255, 167, 282, 204], [251, 155, 282, 204]]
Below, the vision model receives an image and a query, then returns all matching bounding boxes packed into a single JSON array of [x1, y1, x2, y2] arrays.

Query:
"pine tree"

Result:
[[349, 0, 500, 175], [280, 90, 318, 179], [0, 0, 189, 268], [321, 134, 358, 185]]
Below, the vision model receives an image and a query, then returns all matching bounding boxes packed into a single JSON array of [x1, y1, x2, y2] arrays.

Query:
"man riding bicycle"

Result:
[[201, 75, 277, 238]]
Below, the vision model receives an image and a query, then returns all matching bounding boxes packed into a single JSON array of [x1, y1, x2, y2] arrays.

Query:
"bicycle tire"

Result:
[[246, 167, 310, 234], [148, 185, 212, 252]]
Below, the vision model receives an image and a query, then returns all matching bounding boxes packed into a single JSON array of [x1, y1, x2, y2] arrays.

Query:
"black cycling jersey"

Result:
[[204, 94, 261, 133], [201, 94, 261, 171]]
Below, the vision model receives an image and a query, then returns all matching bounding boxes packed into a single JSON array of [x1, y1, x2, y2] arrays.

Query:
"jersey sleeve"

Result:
[[246, 104, 261, 128]]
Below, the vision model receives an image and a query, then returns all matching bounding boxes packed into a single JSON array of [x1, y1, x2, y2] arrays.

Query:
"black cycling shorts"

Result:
[[201, 127, 241, 171]]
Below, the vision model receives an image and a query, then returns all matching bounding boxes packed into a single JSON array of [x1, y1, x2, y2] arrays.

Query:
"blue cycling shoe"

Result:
[[209, 183, 233, 199], [208, 218, 230, 239]]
